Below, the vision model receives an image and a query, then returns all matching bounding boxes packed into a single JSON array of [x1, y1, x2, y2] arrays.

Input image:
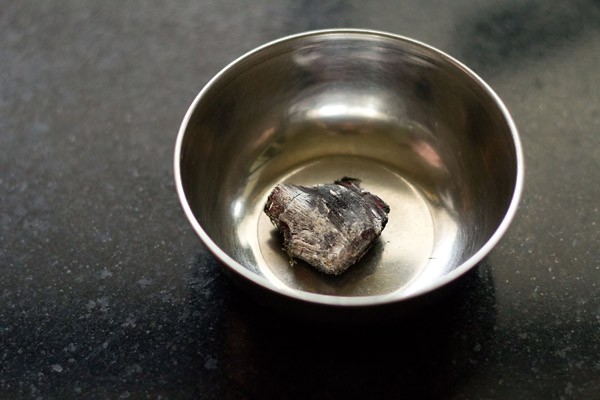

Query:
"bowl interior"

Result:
[[177, 31, 520, 299]]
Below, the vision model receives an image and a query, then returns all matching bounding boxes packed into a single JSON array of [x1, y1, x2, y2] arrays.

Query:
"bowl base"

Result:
[[236, 155, 453, 297]]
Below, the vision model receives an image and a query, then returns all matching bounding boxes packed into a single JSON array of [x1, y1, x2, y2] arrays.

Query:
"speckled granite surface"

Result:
[[1, 1, 599, 399]]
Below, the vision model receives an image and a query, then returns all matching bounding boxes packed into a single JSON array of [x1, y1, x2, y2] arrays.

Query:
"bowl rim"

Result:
[[174, 28, 524, 307]]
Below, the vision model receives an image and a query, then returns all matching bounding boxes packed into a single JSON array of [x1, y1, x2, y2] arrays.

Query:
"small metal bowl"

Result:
[[175, 29, 523, 317]]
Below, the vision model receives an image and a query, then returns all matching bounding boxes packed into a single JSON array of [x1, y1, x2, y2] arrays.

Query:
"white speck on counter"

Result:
[[63, 343, 76, 352], [99, 268, 112, 279], [137, 277, 152, 286], [51, 364, 63, 373], [565, 382, 573, 395], [97, 297, 109, 312], [121, 317, 137, 328], [204, 357, 218, 370], [85, 300, 96, 311], [556, 347, 570, 358]]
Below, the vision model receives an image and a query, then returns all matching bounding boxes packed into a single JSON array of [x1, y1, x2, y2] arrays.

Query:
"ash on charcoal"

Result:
[[264, 177, 390, 275]]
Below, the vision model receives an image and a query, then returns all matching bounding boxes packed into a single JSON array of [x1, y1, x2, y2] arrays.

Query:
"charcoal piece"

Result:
[[264, 177, 390, 275]]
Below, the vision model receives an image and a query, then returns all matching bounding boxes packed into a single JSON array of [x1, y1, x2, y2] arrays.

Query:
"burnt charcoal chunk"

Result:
[[264, 177, 390, 275]]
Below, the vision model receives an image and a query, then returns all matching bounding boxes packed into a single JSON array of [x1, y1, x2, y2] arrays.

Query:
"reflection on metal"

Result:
[[175, 29, 523, 307]]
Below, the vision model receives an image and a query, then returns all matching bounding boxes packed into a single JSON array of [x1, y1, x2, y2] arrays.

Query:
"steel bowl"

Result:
[[174, 29, 523, 318]]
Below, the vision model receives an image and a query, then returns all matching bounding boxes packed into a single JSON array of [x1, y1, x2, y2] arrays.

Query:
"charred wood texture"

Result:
[[264, 178, 390, 275]]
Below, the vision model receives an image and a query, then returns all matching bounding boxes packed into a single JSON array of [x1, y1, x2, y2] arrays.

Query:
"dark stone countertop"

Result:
[[1, 1, 599, 399]]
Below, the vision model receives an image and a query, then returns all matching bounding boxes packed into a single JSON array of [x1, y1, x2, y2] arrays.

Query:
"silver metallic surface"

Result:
[[174, 29, 524, 307]]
